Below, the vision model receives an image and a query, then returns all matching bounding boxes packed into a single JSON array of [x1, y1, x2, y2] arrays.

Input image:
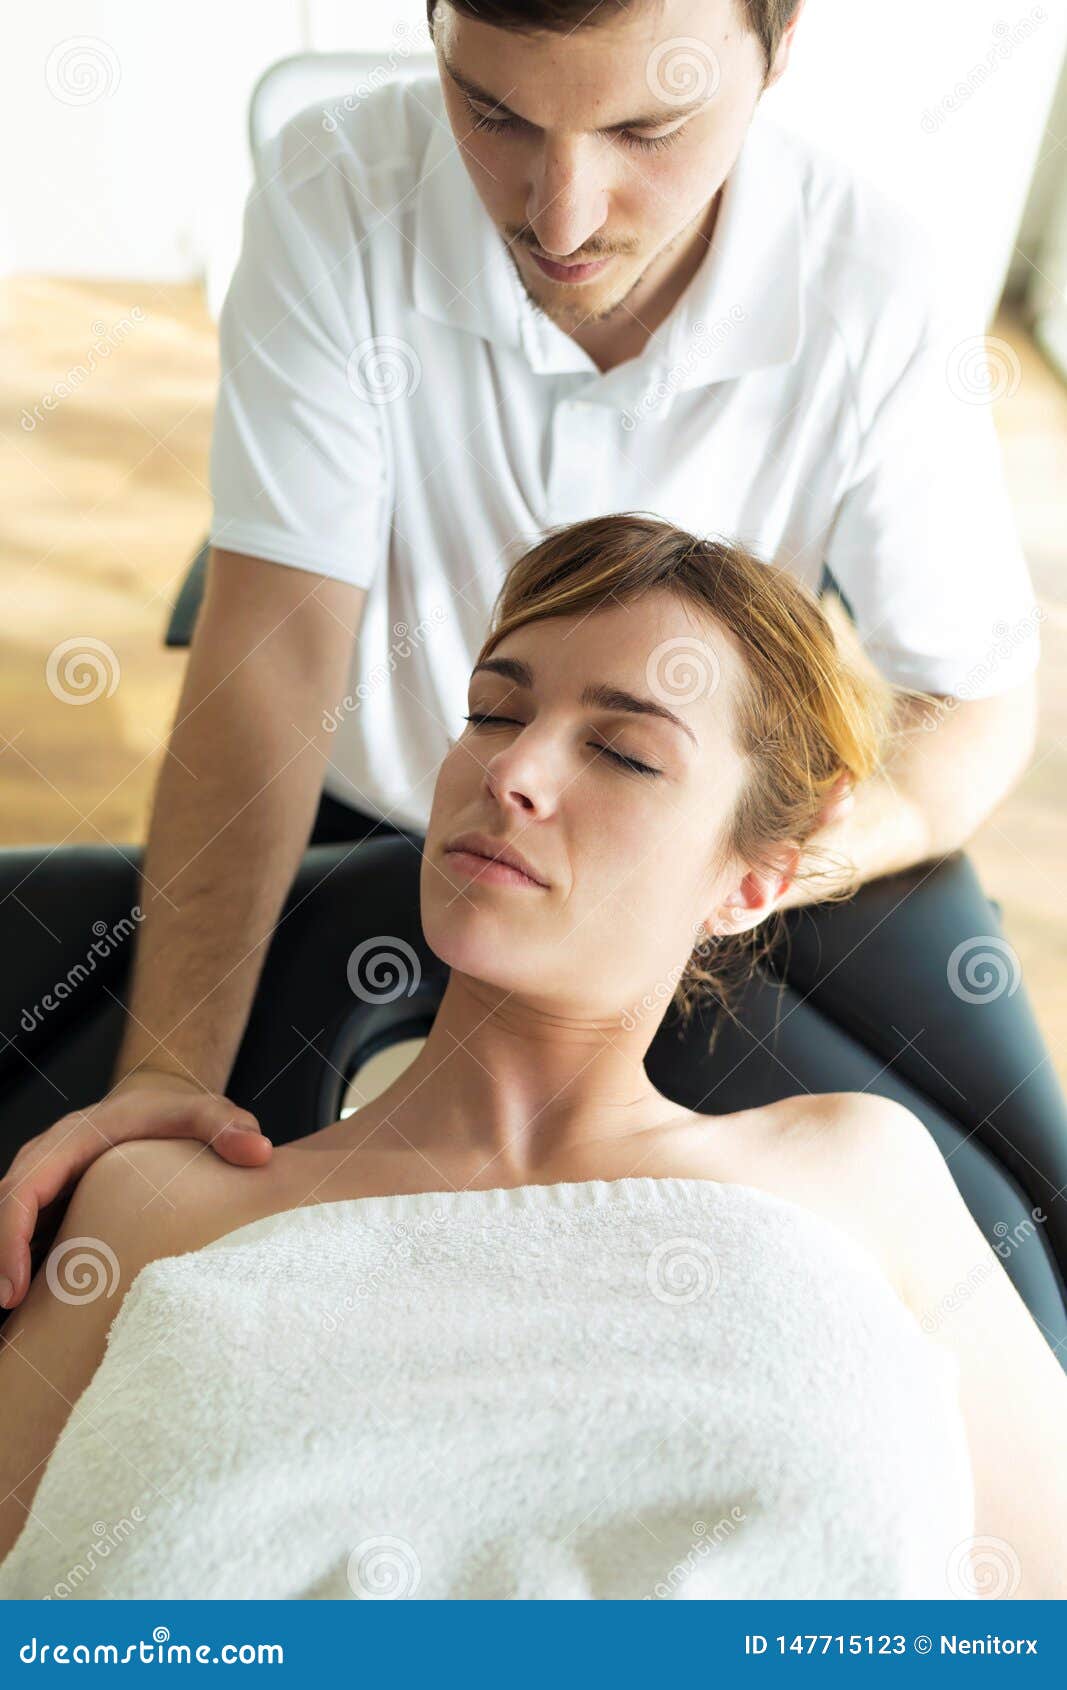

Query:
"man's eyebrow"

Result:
[[471, 656, 699, 747], [442, 55, 708, 130]]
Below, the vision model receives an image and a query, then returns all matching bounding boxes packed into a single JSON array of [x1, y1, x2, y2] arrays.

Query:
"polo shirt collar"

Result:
[[411, 89, 804, 399], [654, 112, 805, 396]]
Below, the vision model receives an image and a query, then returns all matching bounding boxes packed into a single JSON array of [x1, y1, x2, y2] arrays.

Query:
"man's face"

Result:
[[433, 0, 779, 335]]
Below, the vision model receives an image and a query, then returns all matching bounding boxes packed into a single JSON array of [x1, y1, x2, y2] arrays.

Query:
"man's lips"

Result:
[[527, 250, 613, 283]]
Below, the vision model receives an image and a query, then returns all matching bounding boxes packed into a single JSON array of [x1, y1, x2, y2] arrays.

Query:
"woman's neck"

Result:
[[334, 970, 678, 1179]]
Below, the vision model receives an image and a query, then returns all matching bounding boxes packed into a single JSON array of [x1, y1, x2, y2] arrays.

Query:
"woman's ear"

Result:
[[711, 844, 801, 936], [816, 771, 854, 831]]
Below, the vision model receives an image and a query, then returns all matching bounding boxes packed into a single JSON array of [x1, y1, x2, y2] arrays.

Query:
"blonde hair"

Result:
[[475, 512, 902, 1047]]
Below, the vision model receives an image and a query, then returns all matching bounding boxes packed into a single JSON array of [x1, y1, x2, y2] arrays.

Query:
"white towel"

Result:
[[0, 1176, 975, 1600]]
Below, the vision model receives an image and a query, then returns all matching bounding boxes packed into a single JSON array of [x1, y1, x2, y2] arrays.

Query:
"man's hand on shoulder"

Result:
[[0, 1069, 271, 1312]]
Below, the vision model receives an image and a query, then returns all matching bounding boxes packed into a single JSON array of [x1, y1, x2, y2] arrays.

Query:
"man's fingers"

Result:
[[107, 1092, 272, 1163], [2, 1121, 101, 1213], [160, 1096, 273, 1165], [0, 1093, 272, 1310], [0, 1114, 129, 1304], [212, 1129, 274, 1167], [0, 1177, 42, 1309]]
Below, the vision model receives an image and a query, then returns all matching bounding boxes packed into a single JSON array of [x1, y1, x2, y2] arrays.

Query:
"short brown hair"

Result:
[[426, 1, 801, 78], [475, 512, 901, 1045]]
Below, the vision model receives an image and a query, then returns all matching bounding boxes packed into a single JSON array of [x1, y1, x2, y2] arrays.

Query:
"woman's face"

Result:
[[421, 589, 773, 1025]]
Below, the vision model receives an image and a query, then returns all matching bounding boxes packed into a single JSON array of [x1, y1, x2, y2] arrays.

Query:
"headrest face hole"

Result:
[[339, 1036, 426, 1118]]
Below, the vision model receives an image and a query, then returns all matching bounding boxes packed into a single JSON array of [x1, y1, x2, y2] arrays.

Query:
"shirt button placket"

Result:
[[546, 397, 608, 523]]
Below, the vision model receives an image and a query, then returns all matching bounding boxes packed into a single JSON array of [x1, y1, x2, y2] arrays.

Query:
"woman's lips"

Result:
[[528, 250, 613, 284], [445, 849, 547, 890]]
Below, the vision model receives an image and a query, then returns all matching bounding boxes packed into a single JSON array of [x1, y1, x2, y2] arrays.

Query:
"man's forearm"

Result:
[[781, 679, 1038, 911], [113, 664, 331, 1096]]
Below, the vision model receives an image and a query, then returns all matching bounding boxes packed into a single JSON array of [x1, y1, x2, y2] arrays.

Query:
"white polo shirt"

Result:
[[208, 71, 1040, 836]]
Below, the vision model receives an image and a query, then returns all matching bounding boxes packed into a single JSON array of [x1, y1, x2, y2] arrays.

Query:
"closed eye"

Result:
[[462, 713, 662, 778], [463, 99, 686, 154]]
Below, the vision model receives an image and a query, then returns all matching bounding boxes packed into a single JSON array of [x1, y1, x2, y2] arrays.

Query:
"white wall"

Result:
[[762, 0, 1067, 324], [6, 0, 1067, 332], [1009, 44, 1067, 300], [305, 0, 428, 47], [3, 0, 306, 280]]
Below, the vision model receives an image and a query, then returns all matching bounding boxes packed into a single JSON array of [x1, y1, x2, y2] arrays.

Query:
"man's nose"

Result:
[[525, 137, 609, 257]]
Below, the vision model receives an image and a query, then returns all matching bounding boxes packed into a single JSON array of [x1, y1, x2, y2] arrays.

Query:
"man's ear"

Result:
[[762, 0, 806, 92], [709, 844, 801, 937]]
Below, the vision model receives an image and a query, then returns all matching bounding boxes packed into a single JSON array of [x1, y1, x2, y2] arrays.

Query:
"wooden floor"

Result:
[[2, 275, 1066, 1089]]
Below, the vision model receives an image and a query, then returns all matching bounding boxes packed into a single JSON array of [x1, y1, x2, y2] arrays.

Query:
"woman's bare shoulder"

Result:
[[768, 1092, 959, 1303], [68, 1136, 285, 1267], [667, 1089, 889, 1180], [668, 1092, 921, 1298]]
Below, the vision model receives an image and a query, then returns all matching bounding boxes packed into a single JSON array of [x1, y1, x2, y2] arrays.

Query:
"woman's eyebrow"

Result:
[[470, 657, 699, 747], [443, 56, 707, 131]]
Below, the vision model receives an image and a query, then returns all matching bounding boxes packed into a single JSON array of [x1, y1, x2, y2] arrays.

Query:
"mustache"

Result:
[[505, 228, 639, 261]]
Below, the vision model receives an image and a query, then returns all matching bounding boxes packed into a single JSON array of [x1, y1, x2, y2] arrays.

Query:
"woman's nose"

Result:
[[485, 742, 554, 817]]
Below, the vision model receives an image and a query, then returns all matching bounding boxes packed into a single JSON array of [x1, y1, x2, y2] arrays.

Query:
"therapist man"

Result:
[[0, 0, 1050, 1308]]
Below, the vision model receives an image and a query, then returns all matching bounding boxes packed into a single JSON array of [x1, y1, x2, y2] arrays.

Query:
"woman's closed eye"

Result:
[[461, 713, 662, 778]]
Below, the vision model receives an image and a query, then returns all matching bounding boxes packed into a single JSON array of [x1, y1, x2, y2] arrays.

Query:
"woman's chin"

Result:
[[421, 908, 540, 990]]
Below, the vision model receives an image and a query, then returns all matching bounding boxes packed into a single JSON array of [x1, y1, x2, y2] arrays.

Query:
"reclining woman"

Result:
[[1, 513, 1065, 1601]]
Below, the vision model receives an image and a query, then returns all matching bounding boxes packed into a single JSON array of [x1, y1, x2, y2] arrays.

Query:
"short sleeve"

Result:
[[823, 301, 1041, 700], [207, 137, 391, 589]]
